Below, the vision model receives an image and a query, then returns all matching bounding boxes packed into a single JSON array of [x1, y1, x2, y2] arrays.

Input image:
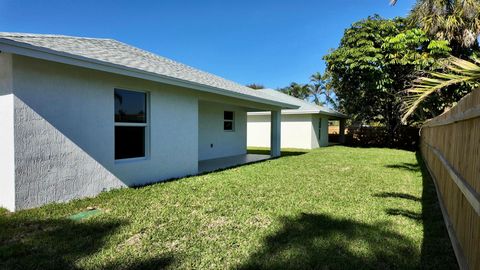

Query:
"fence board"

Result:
[[421, 89, 480, 270]]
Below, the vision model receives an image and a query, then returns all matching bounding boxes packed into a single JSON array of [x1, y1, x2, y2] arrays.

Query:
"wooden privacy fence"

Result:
[[421, 89, 480, 270]]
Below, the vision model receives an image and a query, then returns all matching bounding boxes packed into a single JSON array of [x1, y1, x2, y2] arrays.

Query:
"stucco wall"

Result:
[[280, 114, 315, 149], [247, 113, 330, 150], [247, 114, 315, 149], [11, 55, 199, 209], [0, 53, 15, 211], [246, 114, 271, 148], [198, 101, 247, 161]]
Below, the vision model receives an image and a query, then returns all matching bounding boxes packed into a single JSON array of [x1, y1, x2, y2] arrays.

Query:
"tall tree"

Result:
[[412, 0, 480, 56], [323, 16, 451, 135], [390, 0, 480, 121]]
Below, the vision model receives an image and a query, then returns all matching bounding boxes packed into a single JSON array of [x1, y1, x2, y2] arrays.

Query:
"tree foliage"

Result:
[[323, 15, 452, 131], [309, 72, 337, 107], [409, 0, 480, 53], [389, 0, 480, 121], [246, 83, 265, 89], [402, 56, 480, 122], [278, 73, 337, 108], [279, 82, 310, 100]]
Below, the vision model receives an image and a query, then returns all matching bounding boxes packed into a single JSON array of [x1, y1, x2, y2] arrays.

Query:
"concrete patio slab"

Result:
[[198, 154, 271, 174]]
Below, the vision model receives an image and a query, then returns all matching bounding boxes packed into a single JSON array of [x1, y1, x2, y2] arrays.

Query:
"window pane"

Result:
[[224, 121, 233, 131], [115, 89, 146, 123], [115, 126, 145, 159], [224, 111, 234, 120]]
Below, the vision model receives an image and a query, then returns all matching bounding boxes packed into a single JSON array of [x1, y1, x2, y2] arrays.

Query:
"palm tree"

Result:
[[392, 0, 480, 52], [279, 82, 310, 100], [412, 0, 480, 50], [402, 56, 480, 122], [390, 0, 480, 121], [309, 72, 336, 107]]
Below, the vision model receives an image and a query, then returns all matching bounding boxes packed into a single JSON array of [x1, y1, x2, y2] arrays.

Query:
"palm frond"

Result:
[[401, 56, 480, 123]]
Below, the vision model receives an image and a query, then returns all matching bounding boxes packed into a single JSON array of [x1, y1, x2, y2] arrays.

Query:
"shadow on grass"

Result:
[[415, 151, 459, 269], [373, 192, 421, 202], [239, 151, 458, 270], [247, 149, 309, 157], [385, 208, 422, 221], [103, 256, 175, 270], [385, 162, 420, 172], [374, 152, 458, 269], [0, 215, 174, 270], [239, 213, 419, 269]]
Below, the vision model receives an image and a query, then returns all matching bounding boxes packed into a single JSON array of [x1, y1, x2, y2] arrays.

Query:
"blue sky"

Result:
[[0, 0, 416, 89]]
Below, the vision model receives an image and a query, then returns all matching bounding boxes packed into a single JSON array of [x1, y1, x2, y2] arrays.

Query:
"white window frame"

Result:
[[224, 111, 235, 132], [114, 88, 150, 163]]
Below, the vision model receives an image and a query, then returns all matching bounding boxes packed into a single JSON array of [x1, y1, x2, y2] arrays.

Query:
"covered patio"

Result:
[[198, 153, 271, 174], [197, 96, 287, 175]]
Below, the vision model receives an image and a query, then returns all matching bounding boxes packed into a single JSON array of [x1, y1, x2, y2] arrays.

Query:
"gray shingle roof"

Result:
[[0, 32, 297, 108], [249, 89, 348, 118]]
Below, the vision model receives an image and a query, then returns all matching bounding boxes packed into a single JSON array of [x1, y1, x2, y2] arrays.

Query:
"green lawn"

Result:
[[0, 146, 457, 269]]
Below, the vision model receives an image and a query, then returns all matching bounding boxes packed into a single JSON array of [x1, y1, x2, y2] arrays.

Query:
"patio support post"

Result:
[[270, 110, 281, 157], [339, 119, 346, 144]]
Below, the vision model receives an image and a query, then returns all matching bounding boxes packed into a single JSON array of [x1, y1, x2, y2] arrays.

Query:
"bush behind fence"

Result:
[[329, 126, 419, 151]]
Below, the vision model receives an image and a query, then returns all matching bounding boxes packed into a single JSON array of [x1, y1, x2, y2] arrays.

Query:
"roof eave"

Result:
[[248, 109, 348, 118], [0, 39, 299, 109]]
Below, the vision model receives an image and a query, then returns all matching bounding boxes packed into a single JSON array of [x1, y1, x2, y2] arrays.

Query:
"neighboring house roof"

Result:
[[0, 32, 298, 109], [247, 89, 348, 119]]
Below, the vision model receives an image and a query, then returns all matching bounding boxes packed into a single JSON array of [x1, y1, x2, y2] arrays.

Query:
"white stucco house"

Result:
[[247, 89, 347, 149], [0, 33, 299, 211]]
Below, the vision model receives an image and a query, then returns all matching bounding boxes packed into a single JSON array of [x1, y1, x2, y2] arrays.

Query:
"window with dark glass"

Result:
[[114, 89, 148, 160], [224, 111, 234, 131]]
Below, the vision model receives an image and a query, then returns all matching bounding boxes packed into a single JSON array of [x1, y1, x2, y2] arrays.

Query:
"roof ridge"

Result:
[[0, 32, 113, 41], [106, 39, 253, 91], [260, 88, 314, 103], [0, 32, 297, 108], [0, 33, 241, 88], [259, 88, 340, 113]]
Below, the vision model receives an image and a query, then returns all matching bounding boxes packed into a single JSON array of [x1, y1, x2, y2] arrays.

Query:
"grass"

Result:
[[0, 146, 457, 269], [246, 147, 309, 157]]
